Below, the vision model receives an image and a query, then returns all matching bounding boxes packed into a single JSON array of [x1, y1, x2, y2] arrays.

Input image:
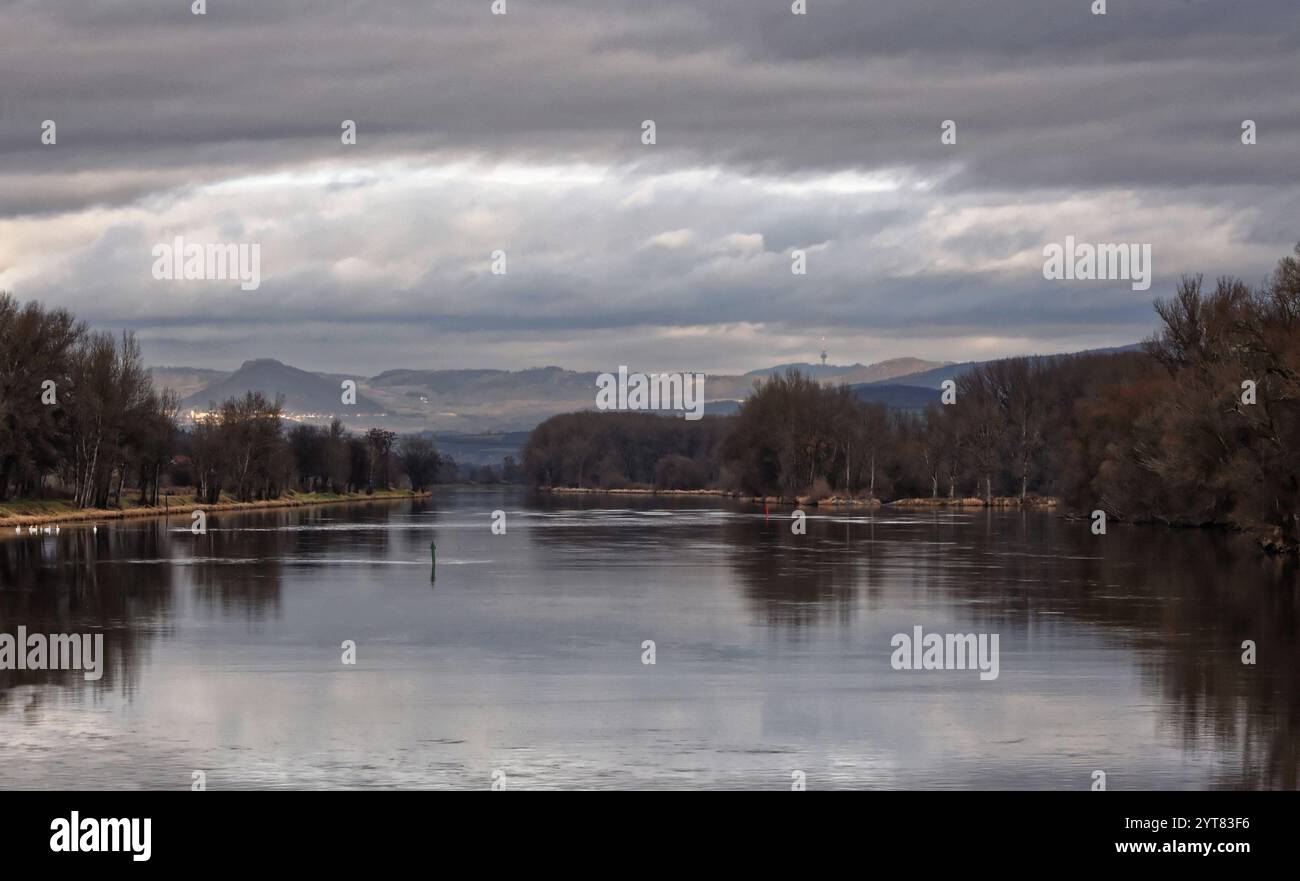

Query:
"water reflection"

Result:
[[189, 515, 284, 619], [723, 506, 1299, 789], [0, 492, 1295, 789], [0, 523, 175, 704]]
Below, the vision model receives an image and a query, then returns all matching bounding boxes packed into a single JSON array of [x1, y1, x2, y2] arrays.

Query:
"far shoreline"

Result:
[[0, 489, 431, 530], [533, 486, 1294, 553], [534, 485, 1060, 509]]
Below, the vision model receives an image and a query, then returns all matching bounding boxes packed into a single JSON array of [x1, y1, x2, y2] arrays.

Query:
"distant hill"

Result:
[[870, 344, 1145, 389], [744, 357, 944, 385], [370, 366, 599, 399], [180, 358, 384, 415], [149, 366, 230, 399], [158, 346, 1140, 432], [364, 366, 607, 432], [850, 383, 942, 411], [872, 362, 972, 389], [427, 431, 531, 466], [170, 361, 748, 431], [703, 399, 743, 417], [746, 361, 866, 379]]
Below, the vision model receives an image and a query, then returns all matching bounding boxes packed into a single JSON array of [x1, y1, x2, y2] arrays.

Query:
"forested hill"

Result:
[[868, 344, 1145, 390]]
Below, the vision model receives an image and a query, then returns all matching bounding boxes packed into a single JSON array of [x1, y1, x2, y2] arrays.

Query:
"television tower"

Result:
[[820, 336, 828, 368]]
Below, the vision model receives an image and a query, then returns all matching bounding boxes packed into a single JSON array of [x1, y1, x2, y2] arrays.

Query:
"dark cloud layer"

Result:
[[1, 0, 1297, 371]]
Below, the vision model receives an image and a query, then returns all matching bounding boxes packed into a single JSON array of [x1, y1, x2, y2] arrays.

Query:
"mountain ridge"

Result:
[[153, 346, 1140, 432], [177, 358, 384, 415]]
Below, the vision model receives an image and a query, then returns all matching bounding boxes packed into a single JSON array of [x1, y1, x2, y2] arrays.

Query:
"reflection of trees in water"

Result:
[[1070, 526, 1299, 792], [725, 513, 887, 632], [2, 501, 447, 720], [189, 512, 287, 619], [398, 497, 438, 557], [727, 508, 1298, 789], [520, 496, 883, 631], [0, 525, 176, 707], [985, 516, 1299, 791], [190, 500, 429, 615]]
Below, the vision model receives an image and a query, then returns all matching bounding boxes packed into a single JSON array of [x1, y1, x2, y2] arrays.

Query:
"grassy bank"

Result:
[[0, 489, 429, 528]]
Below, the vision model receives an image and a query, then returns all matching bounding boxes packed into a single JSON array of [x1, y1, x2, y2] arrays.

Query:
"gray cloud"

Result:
[[1, 0, 1297, 372]]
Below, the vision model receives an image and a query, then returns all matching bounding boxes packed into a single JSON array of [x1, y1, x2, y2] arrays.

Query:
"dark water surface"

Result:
[[1, 488, 1296, 790]]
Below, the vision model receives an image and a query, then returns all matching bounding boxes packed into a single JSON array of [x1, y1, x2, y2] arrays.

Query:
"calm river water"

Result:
[[0, 488, 1295, 789]]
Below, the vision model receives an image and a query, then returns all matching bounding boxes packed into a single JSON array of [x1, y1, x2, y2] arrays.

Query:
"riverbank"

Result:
[[538, 485, 1297, 552], [888, 496, 1059, 509], [542, 486, 804, 504], [543, 486, 740, 498], [0, 489, 430, 529], [536, 486, 1060, 509]]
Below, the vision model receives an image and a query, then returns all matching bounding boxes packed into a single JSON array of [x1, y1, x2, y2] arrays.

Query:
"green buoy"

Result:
[[430, 540, 437, 580]]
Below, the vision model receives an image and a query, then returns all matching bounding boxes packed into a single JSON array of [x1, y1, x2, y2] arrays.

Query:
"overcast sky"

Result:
[[2, 0, 1297, 374]]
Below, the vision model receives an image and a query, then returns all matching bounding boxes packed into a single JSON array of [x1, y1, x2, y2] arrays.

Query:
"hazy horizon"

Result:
[[151, 343, 1142, 379]]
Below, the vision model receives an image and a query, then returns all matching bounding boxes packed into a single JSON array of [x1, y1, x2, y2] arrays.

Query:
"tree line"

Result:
[[523, 243, 1300, 549], [0, 291, 474, 506], [0, 296, 175, 506], [185, 398, 446, 503], [524, 410, 730, 490]]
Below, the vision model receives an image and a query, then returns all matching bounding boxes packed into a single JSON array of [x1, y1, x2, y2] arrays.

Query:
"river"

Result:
[[0, 488, 1295, 789]]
